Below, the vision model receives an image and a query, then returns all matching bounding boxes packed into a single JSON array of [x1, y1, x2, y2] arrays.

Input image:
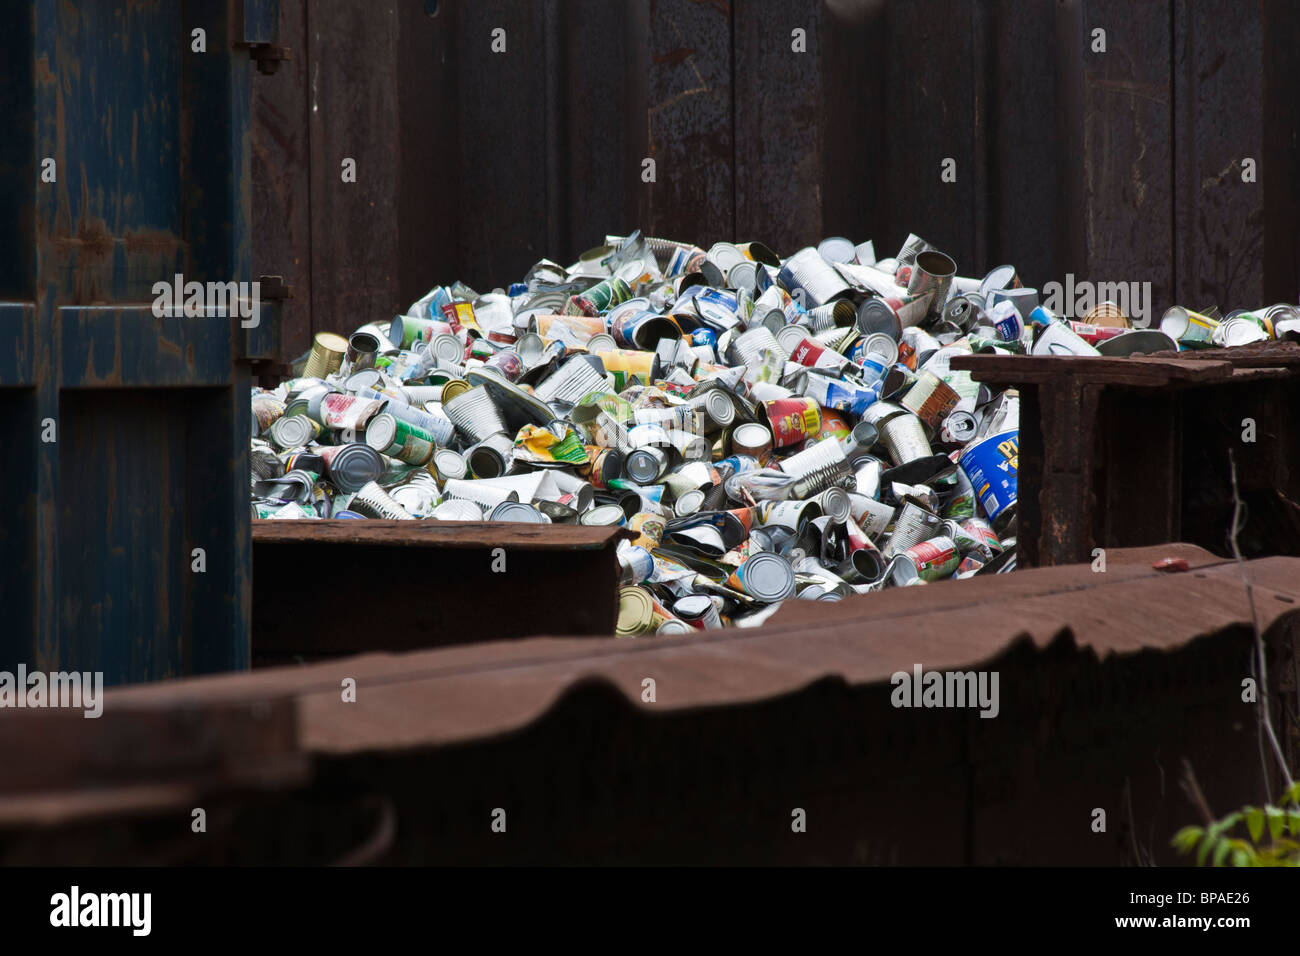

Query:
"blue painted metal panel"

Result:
[[0, 0, 264, 684]]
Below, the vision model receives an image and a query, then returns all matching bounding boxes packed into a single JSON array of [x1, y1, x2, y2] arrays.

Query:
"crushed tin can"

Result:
[[253, 225, 1297, 633]]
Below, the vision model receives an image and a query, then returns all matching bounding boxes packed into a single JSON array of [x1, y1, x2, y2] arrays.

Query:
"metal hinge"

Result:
[[244, 42, 291, 75]]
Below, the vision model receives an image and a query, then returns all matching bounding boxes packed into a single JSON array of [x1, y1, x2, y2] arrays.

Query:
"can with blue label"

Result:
[[690, 327, 718, 349], [958, 430, 1019, 522]]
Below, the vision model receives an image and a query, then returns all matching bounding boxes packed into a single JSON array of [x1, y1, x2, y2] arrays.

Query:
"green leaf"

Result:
[[1267, 806, 1286, 842], [1245, 807, 1265, 843], [1213, 840, 1232, 867], [1232, 849, 1250, 867], [1197, 834, 1216, 867], [1172, 826, 1203, 854]]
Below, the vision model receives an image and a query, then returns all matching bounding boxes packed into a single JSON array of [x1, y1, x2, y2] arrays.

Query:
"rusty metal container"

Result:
[[0, 1, 284, 684]]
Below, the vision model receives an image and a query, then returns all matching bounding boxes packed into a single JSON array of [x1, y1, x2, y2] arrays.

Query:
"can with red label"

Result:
[[763, 397, 821, 448], [892, 534, 960, 584], [1066, 320, 1127, 345]]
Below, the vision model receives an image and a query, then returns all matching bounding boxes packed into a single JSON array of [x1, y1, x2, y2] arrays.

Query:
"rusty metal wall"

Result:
[[252, 0, 1300, 360], [0, 0, 268, 684]]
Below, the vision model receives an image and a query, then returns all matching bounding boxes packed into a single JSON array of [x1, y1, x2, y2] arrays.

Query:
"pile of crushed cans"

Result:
[[249, 231, 1300, 634]]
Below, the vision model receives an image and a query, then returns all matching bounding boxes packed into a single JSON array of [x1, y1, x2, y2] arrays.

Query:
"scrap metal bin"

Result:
[[0, 1, 283, 684]]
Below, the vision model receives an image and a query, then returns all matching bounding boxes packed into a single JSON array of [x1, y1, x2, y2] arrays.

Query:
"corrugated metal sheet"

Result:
[[4, 545, 1297, 865], [13, 544, 1294, 756]]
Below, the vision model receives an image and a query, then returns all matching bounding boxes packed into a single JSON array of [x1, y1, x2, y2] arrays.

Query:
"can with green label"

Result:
[[364, 413, 436, 465]]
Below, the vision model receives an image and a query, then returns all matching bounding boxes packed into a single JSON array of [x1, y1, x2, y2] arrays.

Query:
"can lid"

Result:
[[704, 388, 735, 426], [861, 332, 899, 366], [270, 414, 317, 449], [775, 324, 809, 354], [433, 448, 468, 481], [817, 236, 856, 264], [586, 333, 618, 352], [1219, 316, 1269, 346], [616, 586, 655, 635], [327, 443, 384, 493], [656, 618, 693, 635], [345, 369, 385, 392], [364, 414, 398, 451], [707, 242, 746, 271], [818, 486, 851, 523], [727, 260, 758, 291], [626, 447, 666, 484], [489, 501, 549, 523], [432, 499, 484, 521], [736, 552, 795, 602], [314, 332, 349, 354], [593, 448, 623, 484], [440, 379, 471, 403], [732, 422, 773, 456], [580, 504, 627, 526], [980, 264, 1019, 296], [675, 488, 707, 516], [432, 333, 464, 366], [857, 298, 902, 340]]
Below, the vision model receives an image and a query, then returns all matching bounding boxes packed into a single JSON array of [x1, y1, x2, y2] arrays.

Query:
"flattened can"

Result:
[[958, 430, 1019, 522], [674, 593, 723, 630], [960, 516, 1004, 557], [883, 495, 943, 557], [763, 397, 821, 448], [900, 371, 961, 429]]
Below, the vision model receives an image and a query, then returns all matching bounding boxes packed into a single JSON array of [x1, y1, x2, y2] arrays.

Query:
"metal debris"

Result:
[[249, 231, 1300, 633]]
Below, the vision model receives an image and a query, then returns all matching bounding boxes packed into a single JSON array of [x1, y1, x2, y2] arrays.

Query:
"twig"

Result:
[[1179, 759, 1215, 826], [1228, 449, 1295, 795]]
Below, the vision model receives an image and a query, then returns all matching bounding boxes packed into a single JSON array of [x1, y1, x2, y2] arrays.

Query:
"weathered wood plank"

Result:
[[251, 0, 312, 359], [306, 2, 403, 334], [645, 0, 734, 245], [1080, 0, 1174, 310], [1173, 0, 1265, 311], [733, 0, 824, 255]]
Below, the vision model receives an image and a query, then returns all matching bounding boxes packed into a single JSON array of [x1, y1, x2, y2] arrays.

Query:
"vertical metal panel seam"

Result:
[[729, 0, 737, 241], [1169, 0, 1178, 304], [303, 0, 315, 340]]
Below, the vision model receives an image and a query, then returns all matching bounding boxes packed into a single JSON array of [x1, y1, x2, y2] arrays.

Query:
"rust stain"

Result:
[[35, 53, 56, 87], [122, 228, 183, 254], [157, 333, 182, 361]]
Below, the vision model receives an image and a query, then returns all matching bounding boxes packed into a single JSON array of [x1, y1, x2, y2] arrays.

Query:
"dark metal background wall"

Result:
[[252, 0, 1300, 360]]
